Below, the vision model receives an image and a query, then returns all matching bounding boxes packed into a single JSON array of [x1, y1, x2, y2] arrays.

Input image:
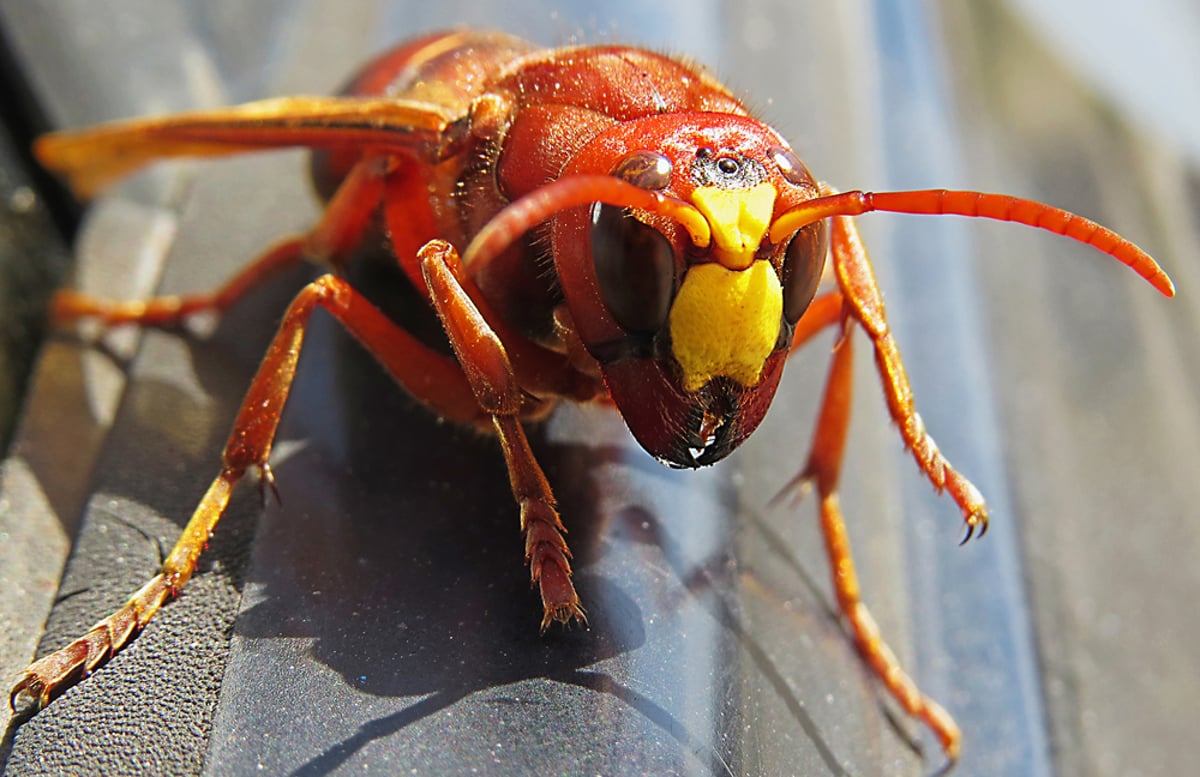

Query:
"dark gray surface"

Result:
[[0, 1, 1195, 776], [942, 3, 1200, 776], [0, 113, 69, 453], [0, 70, 71, 763]]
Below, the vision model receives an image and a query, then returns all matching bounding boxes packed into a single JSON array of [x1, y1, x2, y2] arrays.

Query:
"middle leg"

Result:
[[418, 239, 584, 630], [796, 318, 962, 763]]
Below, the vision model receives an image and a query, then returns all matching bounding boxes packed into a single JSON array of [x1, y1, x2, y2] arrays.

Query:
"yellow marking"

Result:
[[691, 182, 776, 270], [669, 260, 783, 392]]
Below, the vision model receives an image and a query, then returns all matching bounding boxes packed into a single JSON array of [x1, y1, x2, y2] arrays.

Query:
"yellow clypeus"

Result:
[[668, 259, 783, 393]]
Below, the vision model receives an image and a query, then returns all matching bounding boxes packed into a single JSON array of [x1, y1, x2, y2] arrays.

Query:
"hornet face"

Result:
[[553, 114, 829, 468]]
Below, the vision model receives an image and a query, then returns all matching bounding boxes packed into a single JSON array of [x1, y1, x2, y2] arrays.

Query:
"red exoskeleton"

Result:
[[11, 30, 1173, 765]]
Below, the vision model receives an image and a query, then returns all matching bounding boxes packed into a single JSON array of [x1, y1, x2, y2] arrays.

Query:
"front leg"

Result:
[[418, 240, 585, 630], [830, 213, 989, 541]]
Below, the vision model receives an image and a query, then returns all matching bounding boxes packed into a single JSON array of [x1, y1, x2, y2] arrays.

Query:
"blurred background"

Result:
[[0, 1, 1196, 776]]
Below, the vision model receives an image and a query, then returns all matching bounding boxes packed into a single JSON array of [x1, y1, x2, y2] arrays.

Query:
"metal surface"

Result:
[[0, 1, 1195, 776]]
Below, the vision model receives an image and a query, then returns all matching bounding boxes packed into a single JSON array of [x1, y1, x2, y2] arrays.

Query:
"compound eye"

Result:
[[781, 221, 828, 324], [590, 203, 676, 334], [769, 146, 817, 188], [611, 150, 673, 190]]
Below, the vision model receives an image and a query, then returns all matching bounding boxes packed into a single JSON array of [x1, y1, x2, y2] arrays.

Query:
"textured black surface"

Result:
[[0, 166, 307, 775], [0, 95, 69, 453]]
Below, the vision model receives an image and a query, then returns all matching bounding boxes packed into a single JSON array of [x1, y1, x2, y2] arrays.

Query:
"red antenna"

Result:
[[770, 189, 1175, 297]]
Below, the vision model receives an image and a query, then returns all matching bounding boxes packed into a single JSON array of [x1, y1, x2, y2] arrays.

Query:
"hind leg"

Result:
[[11, 272, 481, 709], [52, 156, 390, 328]]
